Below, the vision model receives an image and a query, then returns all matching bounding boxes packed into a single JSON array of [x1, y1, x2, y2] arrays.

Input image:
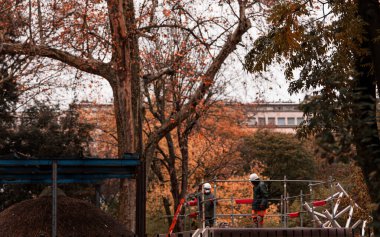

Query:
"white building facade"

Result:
[[242, 103, 305, 133]]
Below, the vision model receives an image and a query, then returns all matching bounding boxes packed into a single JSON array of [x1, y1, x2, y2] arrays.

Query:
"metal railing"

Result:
[[158, 176, 373, 237]]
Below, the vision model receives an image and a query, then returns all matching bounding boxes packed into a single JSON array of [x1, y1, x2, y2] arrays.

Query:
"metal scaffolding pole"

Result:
[[300, 190, 304, 227], [213, 179, 217, 227], [52, 160, 57, 237], [283, 175, 288, 228]]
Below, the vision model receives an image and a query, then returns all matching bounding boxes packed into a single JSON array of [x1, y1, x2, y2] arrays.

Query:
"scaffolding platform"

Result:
[[159, 228, 353, 237]]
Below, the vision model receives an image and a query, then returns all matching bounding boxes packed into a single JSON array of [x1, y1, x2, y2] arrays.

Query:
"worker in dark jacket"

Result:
[[249, 173, 269, 228], [199, 182, 217, 227]]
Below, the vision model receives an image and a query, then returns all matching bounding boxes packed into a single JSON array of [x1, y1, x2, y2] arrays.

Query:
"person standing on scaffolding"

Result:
[[249, 173, 269, 228], [198, 182, 217, 227]]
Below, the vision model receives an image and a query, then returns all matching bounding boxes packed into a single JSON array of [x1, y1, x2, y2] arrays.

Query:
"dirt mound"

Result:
[[0, 196, 134, 237]]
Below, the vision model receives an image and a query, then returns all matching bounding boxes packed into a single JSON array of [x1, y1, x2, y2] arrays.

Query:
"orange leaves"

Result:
[[163, 8, 171, 17], [264, 2, 307, 57]]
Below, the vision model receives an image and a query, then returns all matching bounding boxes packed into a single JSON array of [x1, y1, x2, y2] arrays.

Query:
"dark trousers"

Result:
[[205, 217, 214, 227]]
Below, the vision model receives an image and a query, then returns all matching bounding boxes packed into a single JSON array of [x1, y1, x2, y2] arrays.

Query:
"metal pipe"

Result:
[[95, 184, 100, 208], [213, 179, 324, 183], [309, 182, 316, 227], [329, 176, 335, 225], [286, 191, 290, 228], [213, 179, 217, 226], [52, 160, 57, 237], [230, 195, 234, 226], [283, 175, 287, 228], [202, 179, 205, 229], [216, 213, 288, 217], [184, 194, 187, 231], [300, 190, 303, 227], [280, 195, 283, 226]]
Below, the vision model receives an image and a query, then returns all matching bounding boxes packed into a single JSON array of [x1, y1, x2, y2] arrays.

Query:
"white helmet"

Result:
[[203, 183, 211, 189], [249, 173, 259, 181], [203, 183, 211, 194]]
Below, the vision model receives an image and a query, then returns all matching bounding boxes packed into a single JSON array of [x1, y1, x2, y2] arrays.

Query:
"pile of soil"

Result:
[[0, 196, 134, 237]]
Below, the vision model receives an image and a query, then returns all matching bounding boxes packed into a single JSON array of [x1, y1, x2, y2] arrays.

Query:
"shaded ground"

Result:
[[0, 195, 134, 237]]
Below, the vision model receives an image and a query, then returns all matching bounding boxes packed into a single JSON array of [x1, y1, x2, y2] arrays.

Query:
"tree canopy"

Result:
[[240, 129, 316, 198], [244, 0, 380, 233]]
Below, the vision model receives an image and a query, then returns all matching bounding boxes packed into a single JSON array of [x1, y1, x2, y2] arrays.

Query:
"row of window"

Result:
[[248, 117, 304, 126], [258, 106, 299, 111]]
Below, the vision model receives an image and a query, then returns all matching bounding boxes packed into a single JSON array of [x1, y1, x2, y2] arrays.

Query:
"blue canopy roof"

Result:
[[0, 153, 140, 184]]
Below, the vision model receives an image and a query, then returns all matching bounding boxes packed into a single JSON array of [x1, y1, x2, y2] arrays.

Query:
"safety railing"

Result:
[[159, 176, 373, 237], [182, 177, 321, 229]]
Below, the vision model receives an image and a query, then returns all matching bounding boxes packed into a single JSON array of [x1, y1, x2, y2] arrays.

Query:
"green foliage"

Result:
[[245, 1, 380, 233], [244, 1, 364, 159], [0, 56, 20, 152], [0, 103, 95, 211], [9, 103, 93, 157], [239, 130, 316, 199]]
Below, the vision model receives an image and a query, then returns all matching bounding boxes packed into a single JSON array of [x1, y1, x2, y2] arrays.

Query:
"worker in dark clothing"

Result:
[[249, 173, 269, 228], [199, 182, 217, 227]]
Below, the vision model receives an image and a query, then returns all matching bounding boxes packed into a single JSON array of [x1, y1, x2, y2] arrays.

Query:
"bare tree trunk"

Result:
[[177, 129, 189, 232], [165, 133, 180, 208], [37, 0, 44, 44], [163, 197, 173, 226]]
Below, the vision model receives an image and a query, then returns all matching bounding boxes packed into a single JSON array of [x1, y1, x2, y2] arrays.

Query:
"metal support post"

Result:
[[310, 182, 316, 227], [300, 190, 303, 227], [202, 179, 205, 229], [95, 184, 101, 208], [52, 160, 57, 237], [329, 176, 335, 226], [286, 192, 289, 228], [136, 154, 146, 237], [213, 179, 217, 226], [184, 194, 187, 231], [280, 195, 284, 226], [283, 176, 287, 228], [231, 195, 234, 226]]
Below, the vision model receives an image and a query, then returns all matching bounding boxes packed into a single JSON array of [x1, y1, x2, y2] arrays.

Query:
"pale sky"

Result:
[[19, 0, 308, 109]]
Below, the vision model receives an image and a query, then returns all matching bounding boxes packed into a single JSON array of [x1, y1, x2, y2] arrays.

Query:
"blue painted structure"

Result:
[[0, 153, 140, 184], [0, 153, 141, 237]]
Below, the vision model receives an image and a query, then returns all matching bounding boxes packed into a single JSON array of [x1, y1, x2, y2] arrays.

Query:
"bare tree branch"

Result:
[[0, 43, 114, 81], [145, 1, 251, 156], [143, 67, 175, 84]]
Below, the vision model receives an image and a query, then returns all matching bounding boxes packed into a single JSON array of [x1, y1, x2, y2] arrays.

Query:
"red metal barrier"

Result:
[[288, 212, 300, 218], [188, 212, 198, 218], [187, 199, 198, 206], [235, 199, 253, 204], [312, 200, 327, 207]]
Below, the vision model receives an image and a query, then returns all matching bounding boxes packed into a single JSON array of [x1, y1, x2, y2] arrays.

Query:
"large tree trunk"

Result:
[[108, 0, 142, 233], [112, 74, 138, 231], [354, 0, 380, 234]]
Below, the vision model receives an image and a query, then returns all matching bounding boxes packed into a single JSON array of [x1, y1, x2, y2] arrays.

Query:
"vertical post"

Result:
[[184, 194, 187, 231], [329, 176, 335, 226], [280, 195, 284, 226], [202, 180, 205, 229], [300, 190, 303, 227], [213, 179, 217, 227], [283, 176, 287, 228], [310, 182, 316, 227], [136, 153, 146, 237], [95, 184, 101, 208], [286, 191, 289, 228], [52, 160, 57, 237], [231, 195, 234, 226]]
